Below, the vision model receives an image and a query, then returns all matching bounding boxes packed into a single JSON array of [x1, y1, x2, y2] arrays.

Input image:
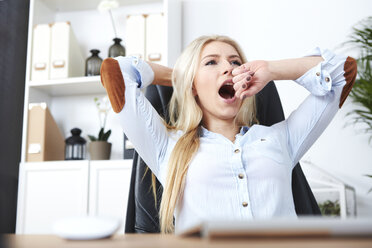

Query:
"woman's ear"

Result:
[[192, 85, 197, 97]]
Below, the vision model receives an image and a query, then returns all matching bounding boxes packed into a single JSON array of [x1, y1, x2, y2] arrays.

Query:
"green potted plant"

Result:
[[88, 96, 112, 160], [318, 200, 341, 217], [345, 16, 372, 192]]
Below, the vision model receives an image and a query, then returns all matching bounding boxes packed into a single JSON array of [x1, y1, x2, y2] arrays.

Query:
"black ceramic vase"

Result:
[[85, 49, 103, 76], [108, 38, 126, 57]]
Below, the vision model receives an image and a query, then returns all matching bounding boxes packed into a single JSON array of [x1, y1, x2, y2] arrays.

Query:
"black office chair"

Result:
[[125, 81, 321, 233]]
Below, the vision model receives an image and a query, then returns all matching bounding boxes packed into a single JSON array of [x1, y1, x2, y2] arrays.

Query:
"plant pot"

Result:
[[89, 141, 112, 160]]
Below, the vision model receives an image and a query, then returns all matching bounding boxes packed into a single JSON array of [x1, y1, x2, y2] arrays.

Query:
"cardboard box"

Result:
[[26, 103, 65, 162]]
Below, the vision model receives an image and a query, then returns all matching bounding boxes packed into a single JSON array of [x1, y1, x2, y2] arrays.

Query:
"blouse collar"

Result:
[[200, 126, 250, 138]]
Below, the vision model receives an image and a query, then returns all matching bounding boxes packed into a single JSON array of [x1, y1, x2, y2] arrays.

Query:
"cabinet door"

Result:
[[125, 14, 146, 59], [16, 161, 89, 234], [89, 160, 132, 234]]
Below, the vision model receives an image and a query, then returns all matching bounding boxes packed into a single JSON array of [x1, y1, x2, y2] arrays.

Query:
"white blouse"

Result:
[[114, 48, 349, 233]]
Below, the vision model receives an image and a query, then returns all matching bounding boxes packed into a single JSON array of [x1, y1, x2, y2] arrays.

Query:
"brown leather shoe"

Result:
[[100, 58, 125, 113]]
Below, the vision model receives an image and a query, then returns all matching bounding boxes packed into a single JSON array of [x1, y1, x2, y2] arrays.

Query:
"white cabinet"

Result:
[[16, 160, 132, 234], [89, 160, 133, 234], [16, 161, 89, 234]]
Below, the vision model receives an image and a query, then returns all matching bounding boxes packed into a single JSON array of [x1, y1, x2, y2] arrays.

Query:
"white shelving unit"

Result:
[[21, 0, 181, 162], [17, 0, 181, 234], [301, 160, 357, 218]]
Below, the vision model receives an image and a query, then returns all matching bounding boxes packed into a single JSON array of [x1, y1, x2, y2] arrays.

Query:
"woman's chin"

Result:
[[216, 106, 240, 120]]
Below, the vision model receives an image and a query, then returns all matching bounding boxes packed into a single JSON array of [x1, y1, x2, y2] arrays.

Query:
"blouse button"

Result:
[[316, 72, 320, 76], [234, 149, 240, 153], [238, 173, 244, 179], [325, 77, 330, 82], [242, 202, 248, 207]]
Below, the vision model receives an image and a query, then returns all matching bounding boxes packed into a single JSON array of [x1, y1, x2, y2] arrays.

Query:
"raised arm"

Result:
[[101, 58, 172, 113], [233, 48, 357, 166], [147, 61, 173, 87], [232, 56, 324, 99], [100, 56, 173, 182], [269, 57, 324, 80], [232, 54, 356, 108]]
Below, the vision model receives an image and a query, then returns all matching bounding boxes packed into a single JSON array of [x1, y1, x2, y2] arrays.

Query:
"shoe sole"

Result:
[[100, 58, 125, 113]]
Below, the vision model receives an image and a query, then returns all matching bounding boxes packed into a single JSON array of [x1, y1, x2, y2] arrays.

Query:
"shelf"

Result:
[[28, 76, 106, 96], [22, 159, 132, 167], [21, 0, 180, 164], [39, 0, 161, 12]]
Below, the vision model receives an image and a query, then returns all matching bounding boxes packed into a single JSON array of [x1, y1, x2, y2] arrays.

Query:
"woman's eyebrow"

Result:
[[201, 54, 219, 61], [201, 54, 241, 61], [229, 55, 241, 59]]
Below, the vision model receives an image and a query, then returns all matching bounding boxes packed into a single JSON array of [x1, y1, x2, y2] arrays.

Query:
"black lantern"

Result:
[[65, 128, 86, 160]]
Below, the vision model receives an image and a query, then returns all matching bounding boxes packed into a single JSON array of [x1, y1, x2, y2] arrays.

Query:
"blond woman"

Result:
[[100, 35, 357, 234]]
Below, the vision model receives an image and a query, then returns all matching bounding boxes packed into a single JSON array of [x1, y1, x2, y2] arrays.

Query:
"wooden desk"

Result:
[[4, 234, 372, 248]]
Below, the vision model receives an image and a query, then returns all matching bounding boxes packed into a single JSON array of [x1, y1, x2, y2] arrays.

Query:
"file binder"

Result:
[[125, 14, 146, 59], [49, 22, 84, 79], [26, 103, 65, 162], [126, 13, 165, 65], [146, 13, 165, 65], [31, 24, 51, 81]]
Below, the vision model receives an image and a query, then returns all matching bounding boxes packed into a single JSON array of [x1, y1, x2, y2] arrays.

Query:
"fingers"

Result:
[[241, 85, 259, 99], [233, 71, 255, 99], [232, 63, 255, 76], [232, 64, 248, 76], [232, 67, 245, 76], [232, 72, 248, 85], [232, 71, 254, 86]]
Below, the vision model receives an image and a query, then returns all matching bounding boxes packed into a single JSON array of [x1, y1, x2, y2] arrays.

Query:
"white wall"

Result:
[[182, 0, 372, 216]]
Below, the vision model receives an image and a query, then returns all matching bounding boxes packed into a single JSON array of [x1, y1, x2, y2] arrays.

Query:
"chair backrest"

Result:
[[125, 82, 320, 233]]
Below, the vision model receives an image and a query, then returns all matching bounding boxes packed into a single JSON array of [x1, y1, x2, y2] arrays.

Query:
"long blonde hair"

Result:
[[157, 35, 257, 233]]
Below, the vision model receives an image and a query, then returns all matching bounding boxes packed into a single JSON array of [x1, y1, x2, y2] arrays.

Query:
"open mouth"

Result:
[[218, 79, 235, 99]]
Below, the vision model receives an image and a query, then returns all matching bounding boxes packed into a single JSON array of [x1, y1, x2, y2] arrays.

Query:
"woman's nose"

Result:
[[222, 61, 233, 75], [223, 69, 232, 75]]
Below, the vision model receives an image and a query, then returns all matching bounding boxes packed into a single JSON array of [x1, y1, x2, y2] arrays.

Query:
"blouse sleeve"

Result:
[[273, 48, 357, 167], [115, 56, 169, 180]]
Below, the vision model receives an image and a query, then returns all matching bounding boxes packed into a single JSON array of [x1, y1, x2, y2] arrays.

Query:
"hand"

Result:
[[232, 60, 273, 99]]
